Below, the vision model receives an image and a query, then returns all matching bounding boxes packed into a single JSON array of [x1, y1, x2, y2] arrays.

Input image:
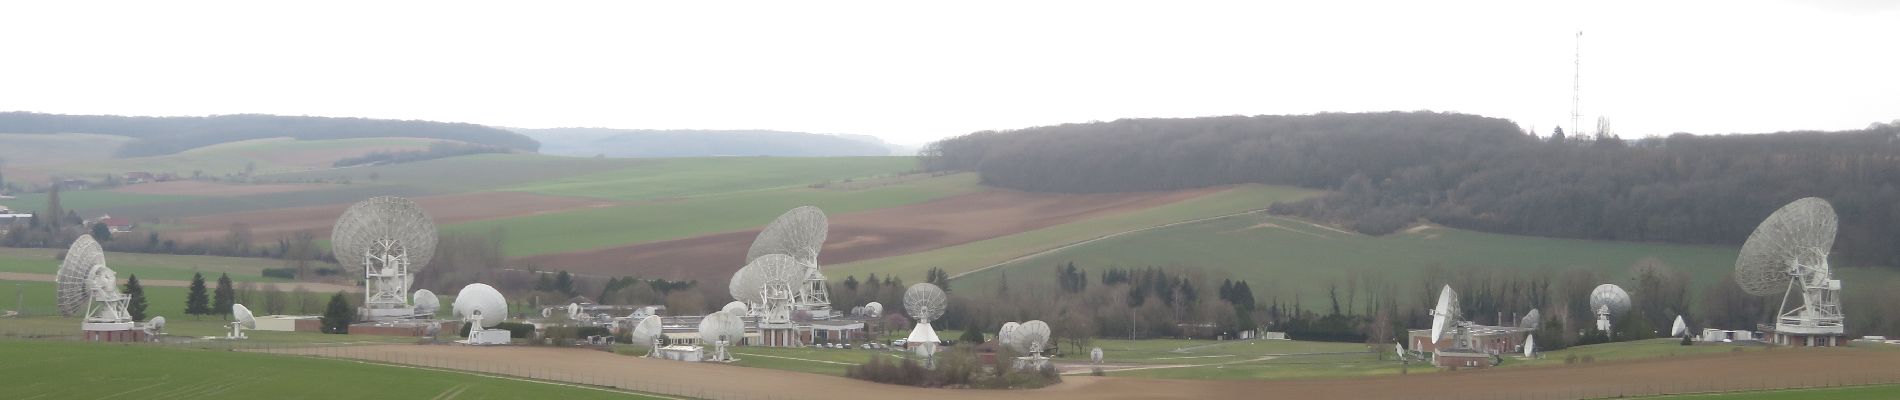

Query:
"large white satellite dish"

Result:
[[746, 206, 832, 314], [412, 289, 439, 316], [228, 304, 255, 339], [57, 235, 134, 335], [902, 283, 947, 358], [699, 310, 746, 362], [1736, 197, 1845, 341], [453, 283, 511, 345], [1013, 320, 1052, 355], [333, 196, 437, 321], [630, 315, 663, 348], [1519, 309, 1541, 330], [1671, 315, 1688, 337], [1590, 284, 1631, 333], [1428, 285, 1460, 343]]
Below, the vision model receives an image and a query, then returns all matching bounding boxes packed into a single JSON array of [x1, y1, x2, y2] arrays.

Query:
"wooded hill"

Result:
[[0, 112, 540, 157], [923, 111, 1900, 267]]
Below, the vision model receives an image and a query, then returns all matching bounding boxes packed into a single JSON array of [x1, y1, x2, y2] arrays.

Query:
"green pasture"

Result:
[[953, 212, 1900, 304], [451, 173, 984, 258], [0, 278, 351, 321], [827, 184, 1325, 283], [260, 153, 650, 193], [0, 132, 135, 166], [0, 247, 308, 283], [28, 137, 444, 178], [0, 340, 660, 399], [504, 156, 918, 201], [1, 190, 198, 216]]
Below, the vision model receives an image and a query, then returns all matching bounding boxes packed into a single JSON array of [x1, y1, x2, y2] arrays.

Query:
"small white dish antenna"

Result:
[[143, 316, 167, 340], [863, 302, 882, 317], [631, 315, 663, 352], [453, 283, 511, 345], [1671, 315, 1688, 338], [722, 301, 749, 315], [1524, 334, 1536, 357], [412, 289, 439, 316], [699, 311, 745, 362], [1090, 347, 1104, 364], [567, 303, 582, 320], [228, 304, 255, 339]]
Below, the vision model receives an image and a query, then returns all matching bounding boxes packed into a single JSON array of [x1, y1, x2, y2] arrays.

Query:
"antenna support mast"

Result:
[[1571, 30, 1583, 138]]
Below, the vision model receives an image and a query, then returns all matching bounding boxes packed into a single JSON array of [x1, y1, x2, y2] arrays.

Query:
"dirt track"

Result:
[[515, 187, 1223, 281], [278, 344, 1900, 400], [165, 191, 615, 243]]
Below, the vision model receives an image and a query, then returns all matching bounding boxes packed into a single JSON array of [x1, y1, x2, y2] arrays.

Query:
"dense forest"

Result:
[[0, 112, 540, 156], [514, 127, 895, 158], [923, 112, 1900, 267]]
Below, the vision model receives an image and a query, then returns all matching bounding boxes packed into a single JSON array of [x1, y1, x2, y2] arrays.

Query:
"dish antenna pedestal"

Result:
[[334, 197, 438, 321], [1736, 198, 1848, 346]]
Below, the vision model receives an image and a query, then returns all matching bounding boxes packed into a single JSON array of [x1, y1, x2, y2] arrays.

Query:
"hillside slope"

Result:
[[515, 127, 892, 157], [0, 112, 539, 156]]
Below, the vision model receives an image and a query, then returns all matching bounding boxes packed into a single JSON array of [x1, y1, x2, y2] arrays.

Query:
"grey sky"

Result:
[[3, 0, 1895, 145]]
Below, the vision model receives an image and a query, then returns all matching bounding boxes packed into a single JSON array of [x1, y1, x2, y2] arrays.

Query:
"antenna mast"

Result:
[[1571, 30, 1583, 138]]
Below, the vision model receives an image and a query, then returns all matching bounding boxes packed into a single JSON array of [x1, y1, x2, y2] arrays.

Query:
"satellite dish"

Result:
[[740, 254, 806, 324], [1518, 309, 1541, 330], [903, 283, 946, 324], [630, 315, 663, 347], [452, 283, 507, 329], [228, 304, 255, 339], [722, 301, 749, 315], [1589, 284, 1631, 317], [864, 302, 882, 317], [1735, 197, 1845, 336], [333, 197, 437, 319], [1014, 320, 1052, 354], [567, 303, 582, 320], [56, 235, 129, 323], [1671, 315, 1688, 337], [746, 206, 828, 267], [1428, 285, 1459, 342], [144, 315, 167, 337], [1524, 334, 1536, 357], [412, 289, 439, 316], [1090, 347, 1104, 364], [1394, 343, 1405, 360], [998, 321, 1021, 348]]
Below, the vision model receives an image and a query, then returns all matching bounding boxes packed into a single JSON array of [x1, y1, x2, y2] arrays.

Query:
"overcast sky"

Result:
[[3, 0, 1895, 145]]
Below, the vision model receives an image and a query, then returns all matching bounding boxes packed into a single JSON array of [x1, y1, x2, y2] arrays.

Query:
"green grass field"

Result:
[[0, 277, 350, 321], [0, 340, 661, 399], [1, 190, 199, 216], [28, 137, 445, 178], [0, 247, 310, 283], [504, 156, 918, 201], [951, 212, 1900, 303], [451, 173, 985, 257], [0, 132, 136, 166], [827, 184, 1325, 283]]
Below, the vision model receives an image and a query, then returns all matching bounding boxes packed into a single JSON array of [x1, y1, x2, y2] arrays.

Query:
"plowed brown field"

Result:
[[514, 187, 1223, 281]]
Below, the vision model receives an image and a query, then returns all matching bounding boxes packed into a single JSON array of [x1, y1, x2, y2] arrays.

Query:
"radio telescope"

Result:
[[412, 289, 439, 316], [998, 321, 1020, 348], [746, 206, 831, 315], [1672, 315, 1689, 338], [1589, 284, 1631, 333], [452, 283, 510, 345], [1011, 320, 1053, 369], [333, 196, 437, 321], [630, 315, 663, 356], [57, 235, 136, 338], [903, 283, 947, 357], [1518, 309, 1541, 330], [1427, 285, 1466, 348], [699, 310, 745, 362], [228, 304, 255, 339], [1736, 197, 1845, 345]]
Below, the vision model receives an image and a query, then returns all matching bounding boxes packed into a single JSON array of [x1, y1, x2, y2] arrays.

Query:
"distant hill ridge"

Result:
[[512, 127, 904, 157], [0, 112, 540, 157]]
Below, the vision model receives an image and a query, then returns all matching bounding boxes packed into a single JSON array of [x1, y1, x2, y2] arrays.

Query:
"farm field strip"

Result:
[[502, 156, 919, 201], [826, 184, 1325, 283], [0, 247, 318, 283]]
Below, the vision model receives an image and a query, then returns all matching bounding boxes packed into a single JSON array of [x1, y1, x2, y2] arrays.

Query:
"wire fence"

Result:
[[3, 327, 1899, 400]]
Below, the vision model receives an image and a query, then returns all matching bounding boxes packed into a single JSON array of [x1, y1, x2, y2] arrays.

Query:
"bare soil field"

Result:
[[110, 180, 331, 196], [164, 192, 615, 242], [281, 344, 1900, 400], [516, 187, 1222, 281]]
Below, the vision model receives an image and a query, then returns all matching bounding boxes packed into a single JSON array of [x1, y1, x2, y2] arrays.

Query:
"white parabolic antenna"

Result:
[[56, 235, 131, 325], [453, 283, 507, 329], [722, 301, 749, 315], [1735, 197, 1844, 336], [1672, 315, 1688, 337], [700, 310, 746, 361], [144, 316, 167, 337], [412, 289, 439, 316], [630, 315, 663, 347], [864, 302, 882, 317], [746, 206, 831, 313], [903, 283, 947, 354], [998, 321, 1020, 347], [567, 303, 582, 320], [229, 303, 255, 339], [333, 196, 438, 319], [1428, 285, 1460, 343], [1013, 320, 1052, 354], [1524, 334, 1536, 357], [1519, 309, 1541, 330], [1589, 284, 1631, 317]]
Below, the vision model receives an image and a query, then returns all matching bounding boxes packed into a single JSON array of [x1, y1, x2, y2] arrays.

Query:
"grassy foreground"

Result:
[[0, 340, 661, 399]]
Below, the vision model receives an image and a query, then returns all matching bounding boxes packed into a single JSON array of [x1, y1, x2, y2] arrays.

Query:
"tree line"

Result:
[[0, 112, 541, 156], [922, 111, 1900, 267]]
